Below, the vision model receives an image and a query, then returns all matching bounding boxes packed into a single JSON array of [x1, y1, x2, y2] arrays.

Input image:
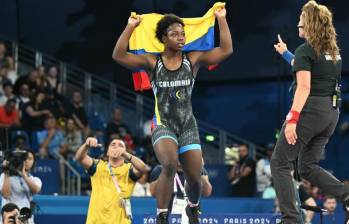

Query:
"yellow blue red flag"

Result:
[[129, 2, 225, 91]]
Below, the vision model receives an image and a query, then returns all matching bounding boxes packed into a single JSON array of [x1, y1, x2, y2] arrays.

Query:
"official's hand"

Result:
[[284, 123, 297, 145], [128, 14, 142, 28], [214, 7, 227, 19], [85, 137, 102, 148], [274, 34, 288, 55]]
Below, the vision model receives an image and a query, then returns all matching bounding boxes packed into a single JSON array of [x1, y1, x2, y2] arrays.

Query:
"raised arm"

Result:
[[191, 7, 233, 66], [75, 137, 101, 169], [122, 152, 151, 177], [112, 15, 155, 70], [274, 34, 295, 66]]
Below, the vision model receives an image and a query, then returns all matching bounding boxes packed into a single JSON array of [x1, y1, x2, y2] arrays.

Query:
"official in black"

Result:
[[271, 1, 349, 223]]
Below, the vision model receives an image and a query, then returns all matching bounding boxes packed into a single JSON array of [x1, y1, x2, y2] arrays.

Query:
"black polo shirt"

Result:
[[292, 42, 342, 96]]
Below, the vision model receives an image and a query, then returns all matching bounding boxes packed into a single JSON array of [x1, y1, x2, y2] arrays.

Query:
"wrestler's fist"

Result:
[[128, 14, 142, 28], [214, 7, 227, 18]]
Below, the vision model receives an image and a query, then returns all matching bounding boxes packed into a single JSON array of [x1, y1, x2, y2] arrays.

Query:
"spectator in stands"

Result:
[[14, 69, 40, 95], [12, 131, 28, 151], [21, 91, 51, 132], [256, 143, 274, 197], [105, 108, 130, 141], [137, 119, 158, 168], [70, 91, 89, 136], [0, 65, 11, 96], [16, 83, 30, 110], [63, 118, 83, 158], [300, 178, 325, 200], [297, 182, 317, 224], [1, 203, 20, 224], [149, 162, 212, 224], [323, 195, 337, 214], [0, 82, 16, 106], [228, 144, 256, 197], [132, 172, 151, 197], [36, 65, 49, 93], [37, 116, 68, 158], [262, 180, 276, 199], [46, 66, 62, 95], [74, 137, 150, 224], [0, 99, 20, 128], [0, 42, 16, 85], [138, 137, 158, 169], [0, 149, 42, 224], [42, 88, 64, 119], [0, 42, 14, 70]]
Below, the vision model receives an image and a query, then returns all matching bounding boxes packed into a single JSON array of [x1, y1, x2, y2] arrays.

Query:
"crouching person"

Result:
[[75, 137, 150, 224]]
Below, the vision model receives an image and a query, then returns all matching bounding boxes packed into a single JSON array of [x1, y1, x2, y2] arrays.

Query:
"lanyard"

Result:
[[173, 173, 186, 197], [108, 163, 122, 195], [17, 176, 32, 202]]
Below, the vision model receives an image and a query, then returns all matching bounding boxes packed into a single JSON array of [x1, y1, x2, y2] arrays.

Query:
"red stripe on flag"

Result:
[[207, 64, 219, 71], [132, 71, 151, 91]]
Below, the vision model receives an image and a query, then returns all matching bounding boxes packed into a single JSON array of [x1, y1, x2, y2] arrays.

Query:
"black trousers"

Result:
[[271, 96, 349, 224]]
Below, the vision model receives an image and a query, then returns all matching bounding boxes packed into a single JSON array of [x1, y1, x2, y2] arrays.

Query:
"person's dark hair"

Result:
[[44, 115, 55, 123], [324, 195, 336, 202], [239, 143, 249, 150], [2, 82, 13, 90], [29, 90, 45, 105], [1, 203, 19, 218], [14, 134, 26, 142], [24, 148, 37, 170], [156, 14, 184, 43], [5, 98, 16, 106]]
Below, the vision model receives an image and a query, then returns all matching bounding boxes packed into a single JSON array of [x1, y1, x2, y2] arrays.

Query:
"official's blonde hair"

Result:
[[301, 1, 339, 62]]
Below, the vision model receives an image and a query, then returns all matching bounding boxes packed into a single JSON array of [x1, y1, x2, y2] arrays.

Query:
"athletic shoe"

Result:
[[185, 204, 201, 224], [156, 212, 168, 224]]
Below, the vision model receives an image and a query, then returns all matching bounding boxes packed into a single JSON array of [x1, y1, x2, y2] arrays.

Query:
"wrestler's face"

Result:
[[163, 23, 186, 51], [298, 13, 305, 39]]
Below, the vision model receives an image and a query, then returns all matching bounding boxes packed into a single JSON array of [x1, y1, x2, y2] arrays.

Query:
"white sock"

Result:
[[188, 200, 199, 207], [157, 208, 168, 215]]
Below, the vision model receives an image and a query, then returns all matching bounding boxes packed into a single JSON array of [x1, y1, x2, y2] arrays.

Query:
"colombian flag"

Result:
[[129, 2, 225, 91]]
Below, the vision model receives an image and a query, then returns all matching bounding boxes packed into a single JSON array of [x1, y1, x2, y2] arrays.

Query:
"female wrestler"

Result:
[[112, 6, 232, 224]]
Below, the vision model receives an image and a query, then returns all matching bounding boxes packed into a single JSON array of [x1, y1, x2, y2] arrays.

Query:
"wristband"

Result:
[[281, 50, 294, 65], [286, 110, 300, 124]]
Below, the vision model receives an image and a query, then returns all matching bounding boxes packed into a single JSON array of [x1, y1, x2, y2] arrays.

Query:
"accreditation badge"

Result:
[[172, 197, 187, 214]]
